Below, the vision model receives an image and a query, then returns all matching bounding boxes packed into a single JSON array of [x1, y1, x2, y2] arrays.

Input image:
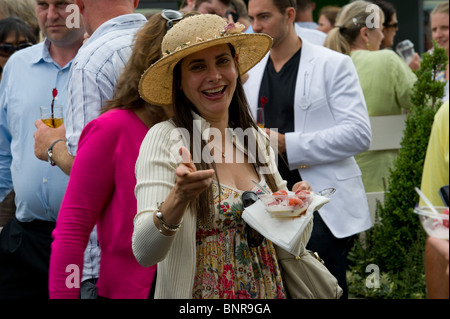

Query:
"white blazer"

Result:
[[244, 40, 373, 238]]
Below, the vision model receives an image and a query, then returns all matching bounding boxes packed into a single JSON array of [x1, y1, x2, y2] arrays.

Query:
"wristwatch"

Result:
[[47, 139, 65, 166]]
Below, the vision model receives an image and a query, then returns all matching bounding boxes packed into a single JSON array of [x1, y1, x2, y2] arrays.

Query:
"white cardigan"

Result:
[[244, 40, 373, 238], [132, 113, 312, 298]]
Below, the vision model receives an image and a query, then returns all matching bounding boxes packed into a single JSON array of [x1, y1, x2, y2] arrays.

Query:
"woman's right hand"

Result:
[[173, 146, 215, 203], [154, 147, 215, 235]]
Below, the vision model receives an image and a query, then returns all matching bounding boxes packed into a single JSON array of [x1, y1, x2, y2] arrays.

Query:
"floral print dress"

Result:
[[192, 178, 287, 299]]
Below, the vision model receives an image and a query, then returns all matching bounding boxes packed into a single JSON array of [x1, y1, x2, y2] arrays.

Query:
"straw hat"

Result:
[[138, 14, 273, 107]]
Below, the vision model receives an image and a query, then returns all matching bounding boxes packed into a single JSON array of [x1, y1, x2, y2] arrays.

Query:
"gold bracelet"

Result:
[[155, 202, 182, 233]]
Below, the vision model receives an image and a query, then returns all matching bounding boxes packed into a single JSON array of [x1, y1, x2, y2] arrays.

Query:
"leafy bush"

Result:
[[347, 42, 448, 299]]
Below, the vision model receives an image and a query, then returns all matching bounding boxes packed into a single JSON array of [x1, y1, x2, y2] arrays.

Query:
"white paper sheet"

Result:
[[242, 194, 330, 256]]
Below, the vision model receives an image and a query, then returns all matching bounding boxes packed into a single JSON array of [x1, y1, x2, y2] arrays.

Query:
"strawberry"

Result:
[[288, 197, 303, 207], [272, 190, 288, 196]]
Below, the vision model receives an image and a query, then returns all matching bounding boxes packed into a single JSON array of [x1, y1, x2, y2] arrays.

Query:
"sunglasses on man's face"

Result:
[[242, 191, 265, 248], [0, 43, 33, 58], [161, 9, 184, 31]]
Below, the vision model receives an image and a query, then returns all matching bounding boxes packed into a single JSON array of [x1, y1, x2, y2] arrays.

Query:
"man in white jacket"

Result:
[[245, 0, 373, 298]]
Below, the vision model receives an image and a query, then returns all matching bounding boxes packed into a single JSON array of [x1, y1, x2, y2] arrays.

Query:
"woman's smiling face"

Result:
[[431, 12, 449, 53], [180, 44, 238, 122]]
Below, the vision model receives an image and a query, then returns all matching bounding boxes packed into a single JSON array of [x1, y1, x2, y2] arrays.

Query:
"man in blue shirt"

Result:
[[0, 0, 85, 299]]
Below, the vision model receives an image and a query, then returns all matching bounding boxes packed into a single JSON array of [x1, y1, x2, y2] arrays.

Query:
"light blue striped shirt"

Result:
[[63, 13, 146, 282], [0, 40, 71, 222], [65, 13, 147, 156]]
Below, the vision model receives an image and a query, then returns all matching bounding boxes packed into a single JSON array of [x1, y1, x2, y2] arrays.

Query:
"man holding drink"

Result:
[[0, 0, 85, 298]]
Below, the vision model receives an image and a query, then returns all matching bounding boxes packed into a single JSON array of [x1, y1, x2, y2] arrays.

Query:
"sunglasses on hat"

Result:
[[161, 9, 184, 31], [0, 43, 33, 58]]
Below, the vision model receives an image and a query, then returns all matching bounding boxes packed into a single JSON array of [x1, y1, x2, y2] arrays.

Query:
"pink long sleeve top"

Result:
[[49, 109, 156, 299]]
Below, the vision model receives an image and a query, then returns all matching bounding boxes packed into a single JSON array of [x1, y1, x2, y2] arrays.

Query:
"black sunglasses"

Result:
[[384, 22, 399, 29], [242, 191, 265, 248], [161, 9, 184, 31], [0, 42, 33, 58]]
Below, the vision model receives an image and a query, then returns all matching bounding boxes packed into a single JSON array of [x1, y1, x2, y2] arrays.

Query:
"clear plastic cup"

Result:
[[396, 39, 415, 65], [259, 190, 313, 218], [413, 206, 449, 240], [40, 105, 63, 128]]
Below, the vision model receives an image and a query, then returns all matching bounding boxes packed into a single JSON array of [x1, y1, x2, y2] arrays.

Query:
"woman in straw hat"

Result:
[[47, 10, 198, 299], [133, 14, 313, 299]]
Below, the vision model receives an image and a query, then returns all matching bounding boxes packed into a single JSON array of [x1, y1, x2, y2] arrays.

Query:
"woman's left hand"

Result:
[[292, 181, 312, 192], [408, 53, 421, 71]]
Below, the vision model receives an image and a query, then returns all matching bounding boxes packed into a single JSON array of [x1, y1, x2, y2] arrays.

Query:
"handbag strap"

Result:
[[275, 246, 324, 264]]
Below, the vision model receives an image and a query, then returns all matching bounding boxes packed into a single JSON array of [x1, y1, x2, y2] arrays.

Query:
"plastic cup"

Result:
[[413, 206, 449, 240], [40, 105, 63, 128], [396, 39, 415, 65]]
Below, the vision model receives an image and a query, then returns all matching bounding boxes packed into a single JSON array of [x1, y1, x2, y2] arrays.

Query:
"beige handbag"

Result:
[[275, 245, 343, 299]]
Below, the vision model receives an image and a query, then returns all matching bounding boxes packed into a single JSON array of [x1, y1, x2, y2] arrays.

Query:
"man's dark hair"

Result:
[[296, 0, 313, 11], [272, 0, 297, 13]]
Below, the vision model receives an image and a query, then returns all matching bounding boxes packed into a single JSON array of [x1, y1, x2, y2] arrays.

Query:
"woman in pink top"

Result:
[[48, 11, 193, 299]]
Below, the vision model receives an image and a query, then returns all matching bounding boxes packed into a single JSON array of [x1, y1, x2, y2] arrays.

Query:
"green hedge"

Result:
[[347, 42, 448, 299]]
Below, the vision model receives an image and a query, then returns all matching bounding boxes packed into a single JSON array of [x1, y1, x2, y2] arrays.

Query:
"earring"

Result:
[[366, 42, 370, 48]]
